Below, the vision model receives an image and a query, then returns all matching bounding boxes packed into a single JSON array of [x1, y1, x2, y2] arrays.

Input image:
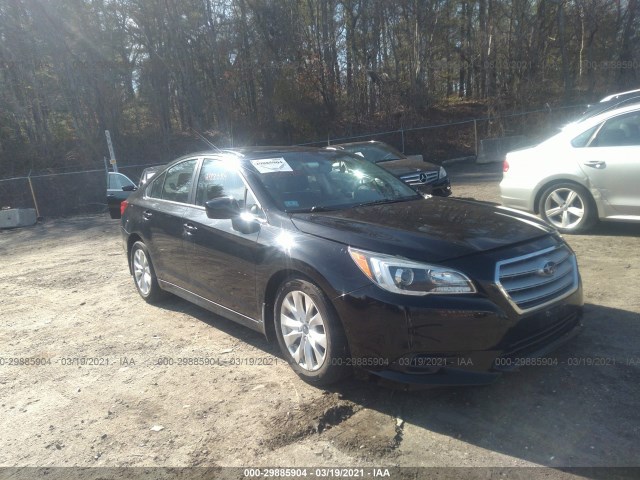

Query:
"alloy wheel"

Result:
[[543, 187, 585, 230], [279, 291, 327, 371], [133, 248, 152, 296]]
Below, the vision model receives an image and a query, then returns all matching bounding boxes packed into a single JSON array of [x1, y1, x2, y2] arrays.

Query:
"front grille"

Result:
[[400, 170, 439, 185], [496, 245, 579, 313]]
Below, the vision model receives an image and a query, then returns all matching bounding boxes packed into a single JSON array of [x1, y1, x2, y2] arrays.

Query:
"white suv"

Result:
[[500, 104, 640, 233]]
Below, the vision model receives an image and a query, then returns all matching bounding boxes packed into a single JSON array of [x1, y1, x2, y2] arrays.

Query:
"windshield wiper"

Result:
[[287, 205, 338, 213], [355, 196, 420, 208]]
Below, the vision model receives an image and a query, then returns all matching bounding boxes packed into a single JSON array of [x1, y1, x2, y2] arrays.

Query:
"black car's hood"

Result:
[[290, 197, 554, 263], [376, 158, 438, 176]]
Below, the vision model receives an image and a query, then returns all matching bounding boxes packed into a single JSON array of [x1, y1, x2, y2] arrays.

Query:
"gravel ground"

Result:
[[0, 161, 638, 478]]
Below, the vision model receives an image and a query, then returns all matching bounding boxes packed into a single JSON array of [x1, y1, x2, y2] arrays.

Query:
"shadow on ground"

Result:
[[155, 291, 639, 474], [330, 302, 639, 474]]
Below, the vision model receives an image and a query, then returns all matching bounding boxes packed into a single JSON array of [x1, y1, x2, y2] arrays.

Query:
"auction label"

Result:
[[251, 157, 293, 173]]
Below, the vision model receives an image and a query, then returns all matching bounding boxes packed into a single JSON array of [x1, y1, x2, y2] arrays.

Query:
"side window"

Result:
[[571, 125, 599, 148], [195, 159, 263, 216], [591, 112, 640, 147], [147, 172, 166, 199], [161, 159, 197, 203], [108, 174, 122, 190], [109, 173, 134, 189]]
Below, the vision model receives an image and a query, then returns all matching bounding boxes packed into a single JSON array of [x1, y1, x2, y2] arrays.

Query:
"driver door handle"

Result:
[[183, 222, 198, 234], [584, 160, 606, 169]]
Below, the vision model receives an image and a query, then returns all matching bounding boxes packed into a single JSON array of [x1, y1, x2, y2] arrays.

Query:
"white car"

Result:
[[500, 104, 640, 233]]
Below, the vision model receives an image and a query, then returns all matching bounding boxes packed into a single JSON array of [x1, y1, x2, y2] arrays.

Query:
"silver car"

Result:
[[500, 104, 640, 233]]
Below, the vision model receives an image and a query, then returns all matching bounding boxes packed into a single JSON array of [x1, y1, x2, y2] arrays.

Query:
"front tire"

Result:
[[130, 241, 164, 303], [274, 278, 350, 386], [538, 183, 597, 233]]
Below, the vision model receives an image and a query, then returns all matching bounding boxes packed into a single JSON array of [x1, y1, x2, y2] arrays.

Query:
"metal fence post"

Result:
[[27, 171, 41, 218], [401, 128, 405, 153], [473, 119, 479, 157]]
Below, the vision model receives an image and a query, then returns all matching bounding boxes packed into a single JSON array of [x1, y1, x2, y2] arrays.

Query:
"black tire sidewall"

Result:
[[539, 182, 596, 233], [274, 278, 349, 385]]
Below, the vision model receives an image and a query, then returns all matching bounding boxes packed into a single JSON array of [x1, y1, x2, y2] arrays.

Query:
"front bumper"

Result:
[[331, 243, 583, 387], [414, 177, 452, 197]]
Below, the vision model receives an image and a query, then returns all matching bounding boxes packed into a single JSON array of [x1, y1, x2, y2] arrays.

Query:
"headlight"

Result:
[[439, 166, 447, 179], [348, 247, 476, 296]]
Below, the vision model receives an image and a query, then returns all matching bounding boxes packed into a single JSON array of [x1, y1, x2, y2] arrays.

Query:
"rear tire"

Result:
[[130, 241, 164, 303], [538, 183, 597, 233], [274, 278, 350, 386]]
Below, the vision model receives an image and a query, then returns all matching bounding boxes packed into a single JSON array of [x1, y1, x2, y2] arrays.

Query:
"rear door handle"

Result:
[[584, 160, 606, 169], [142, 210, 153, 220], [183, 222, 198, 234]]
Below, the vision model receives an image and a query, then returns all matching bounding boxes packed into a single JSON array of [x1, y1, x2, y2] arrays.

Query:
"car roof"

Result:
[[164, 147, 342, 165], [563, 102, 640, 134], [579, 95, 640, 121], [327, 140, 384, 148], [222, 146, 324, 158], [599, 88, 640, 102]]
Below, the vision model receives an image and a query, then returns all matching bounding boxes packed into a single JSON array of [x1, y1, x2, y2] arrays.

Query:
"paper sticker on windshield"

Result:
[[251, 157, 293, 174]]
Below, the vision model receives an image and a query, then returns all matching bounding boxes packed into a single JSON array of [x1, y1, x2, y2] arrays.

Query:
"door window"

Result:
[[108, 173, 134, 190], [147, 172, 166, 199], [590, 112, 640, 147], [195, 159, 262, 215], [161, 159, 198, 203]]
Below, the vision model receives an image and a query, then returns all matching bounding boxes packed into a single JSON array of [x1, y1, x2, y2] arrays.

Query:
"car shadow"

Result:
[[153, 294, 639, 473], [154, 293, 280, 356], [569, 221, 640, 237], [330, 302, 639, 474]]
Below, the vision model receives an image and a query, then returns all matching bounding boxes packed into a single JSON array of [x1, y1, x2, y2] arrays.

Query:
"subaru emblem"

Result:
[[538, 261, 557, 277]]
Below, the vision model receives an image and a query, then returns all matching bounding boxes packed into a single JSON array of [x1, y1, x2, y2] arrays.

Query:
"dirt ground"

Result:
[[1, 161, 639, 477]]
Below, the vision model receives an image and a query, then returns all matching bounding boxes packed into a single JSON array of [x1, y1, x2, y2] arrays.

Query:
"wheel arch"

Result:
[[261, 266, 344, 344], [533, 177, 597, 215]]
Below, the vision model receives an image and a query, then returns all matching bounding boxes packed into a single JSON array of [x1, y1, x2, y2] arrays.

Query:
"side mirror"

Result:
[[122, 184, 137, 192], [205, 197, 240, 219]]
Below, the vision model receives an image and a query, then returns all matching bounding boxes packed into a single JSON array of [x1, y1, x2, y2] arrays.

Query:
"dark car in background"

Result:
[[114, 147, 582, 387], [107, 166, 165, 219], [576, 88, 640, 123], [107, 172, 137, 219], [326, 140, 451, 196]]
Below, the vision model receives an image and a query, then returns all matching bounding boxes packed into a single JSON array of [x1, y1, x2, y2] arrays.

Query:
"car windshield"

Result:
[[339, 143, 405, 163], [247, 151, 420, 213]]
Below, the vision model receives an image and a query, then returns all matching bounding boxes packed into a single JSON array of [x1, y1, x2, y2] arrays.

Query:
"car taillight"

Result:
[[503, 159, 510, 173], [120, 200, 129, 216]]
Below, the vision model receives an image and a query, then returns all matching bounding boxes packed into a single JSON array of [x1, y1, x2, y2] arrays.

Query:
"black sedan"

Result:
[[115, 147, 582, 386], [326, 141, 451, 196]]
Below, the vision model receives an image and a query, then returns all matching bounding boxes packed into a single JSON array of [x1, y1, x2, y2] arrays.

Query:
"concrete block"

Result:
[[0, 208, 37, 228], [477, 136, 527, 164]]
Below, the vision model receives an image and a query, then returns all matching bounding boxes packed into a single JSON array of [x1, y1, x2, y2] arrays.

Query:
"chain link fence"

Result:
[[299, 104, 585, 162], [0, 104, 586, 218], [0, 163, 164, 218]]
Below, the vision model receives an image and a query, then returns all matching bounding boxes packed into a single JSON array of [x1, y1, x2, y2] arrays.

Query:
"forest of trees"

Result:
[[1, 0, 639, 176]]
